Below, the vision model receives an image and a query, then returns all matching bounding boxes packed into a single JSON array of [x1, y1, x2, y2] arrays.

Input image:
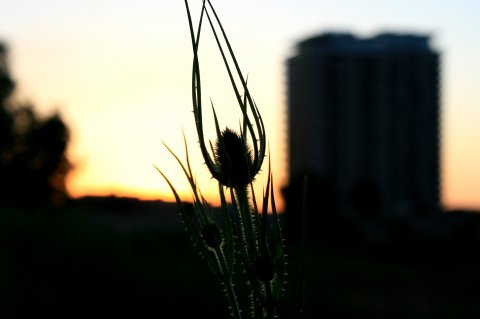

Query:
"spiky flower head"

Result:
[[201, 222, 223, 249], [214, 128, 254, 188]]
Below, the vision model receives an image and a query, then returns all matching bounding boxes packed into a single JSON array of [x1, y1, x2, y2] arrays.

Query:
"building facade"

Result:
[[287, 33, 440, 218]]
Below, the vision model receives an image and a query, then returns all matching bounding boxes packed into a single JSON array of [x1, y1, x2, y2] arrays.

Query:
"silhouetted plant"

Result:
[[156, 1, 287, 318]]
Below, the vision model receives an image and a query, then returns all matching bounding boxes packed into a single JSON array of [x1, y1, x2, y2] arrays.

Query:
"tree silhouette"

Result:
[[0, 42, 71, 208]]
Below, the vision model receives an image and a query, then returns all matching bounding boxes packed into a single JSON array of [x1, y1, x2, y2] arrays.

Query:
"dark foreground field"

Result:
[[1, 198, 480, 318]]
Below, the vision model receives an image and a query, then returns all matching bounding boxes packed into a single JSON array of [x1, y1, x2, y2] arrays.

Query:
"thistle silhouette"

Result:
[[156, 1, 286, 318]]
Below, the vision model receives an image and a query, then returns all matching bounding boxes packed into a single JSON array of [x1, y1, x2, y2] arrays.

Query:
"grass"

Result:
[[0, 205, 223, 318], [2, 205, 480, 318]]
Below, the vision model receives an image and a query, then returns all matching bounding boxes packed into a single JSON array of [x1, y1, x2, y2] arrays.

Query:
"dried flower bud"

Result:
[[215, 128, 254, 188], [254, 254, 275, 282], [201, 222, 223, 249]]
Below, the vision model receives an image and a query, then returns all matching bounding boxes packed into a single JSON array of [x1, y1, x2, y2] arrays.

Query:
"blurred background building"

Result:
[[285, 32, 440, 227]]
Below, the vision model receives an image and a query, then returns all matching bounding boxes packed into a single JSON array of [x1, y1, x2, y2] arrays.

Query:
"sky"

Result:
[[1, 0, 479, 211]]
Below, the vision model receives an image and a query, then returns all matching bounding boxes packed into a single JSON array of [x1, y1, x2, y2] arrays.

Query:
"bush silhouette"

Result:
[[0, 42, 71, 208]]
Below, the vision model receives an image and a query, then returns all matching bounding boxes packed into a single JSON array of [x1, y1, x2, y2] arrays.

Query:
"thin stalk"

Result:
[[223, 277, 242, 319], [297, 175, 309, 318], [264, 280, 275, 319], [229, 187, 250, 261], [234, 185, 258, 261]]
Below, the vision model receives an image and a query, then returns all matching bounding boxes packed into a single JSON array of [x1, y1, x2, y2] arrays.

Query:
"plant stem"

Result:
[[264, 280, 275, 319], [223, 277, 242, 319], [234, 185, 258, 259]]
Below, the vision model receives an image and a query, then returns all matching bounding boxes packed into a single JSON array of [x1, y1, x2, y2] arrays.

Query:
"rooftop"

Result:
[[298, 32, 434, 54]]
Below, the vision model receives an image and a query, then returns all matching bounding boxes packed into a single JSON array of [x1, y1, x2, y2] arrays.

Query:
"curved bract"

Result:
[[186, 0, 266, 189]]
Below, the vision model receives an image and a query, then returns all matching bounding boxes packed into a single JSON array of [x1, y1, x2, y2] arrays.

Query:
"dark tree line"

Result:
[[0, 42, 71, 208]]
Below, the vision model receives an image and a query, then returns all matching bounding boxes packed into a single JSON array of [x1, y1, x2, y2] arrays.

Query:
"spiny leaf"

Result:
[[154, 165, 219, 274]]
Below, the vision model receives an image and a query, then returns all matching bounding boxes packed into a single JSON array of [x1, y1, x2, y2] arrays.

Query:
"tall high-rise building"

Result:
[[286, 32, 440, 218]]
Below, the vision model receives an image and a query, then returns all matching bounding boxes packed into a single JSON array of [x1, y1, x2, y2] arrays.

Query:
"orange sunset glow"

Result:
[[1, 0, 480, 212]]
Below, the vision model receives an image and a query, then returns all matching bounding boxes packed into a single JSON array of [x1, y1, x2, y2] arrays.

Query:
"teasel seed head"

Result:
[[254, 254, 275, 282], [215, 127, 254, 188], [201, 222, 223, 249]]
